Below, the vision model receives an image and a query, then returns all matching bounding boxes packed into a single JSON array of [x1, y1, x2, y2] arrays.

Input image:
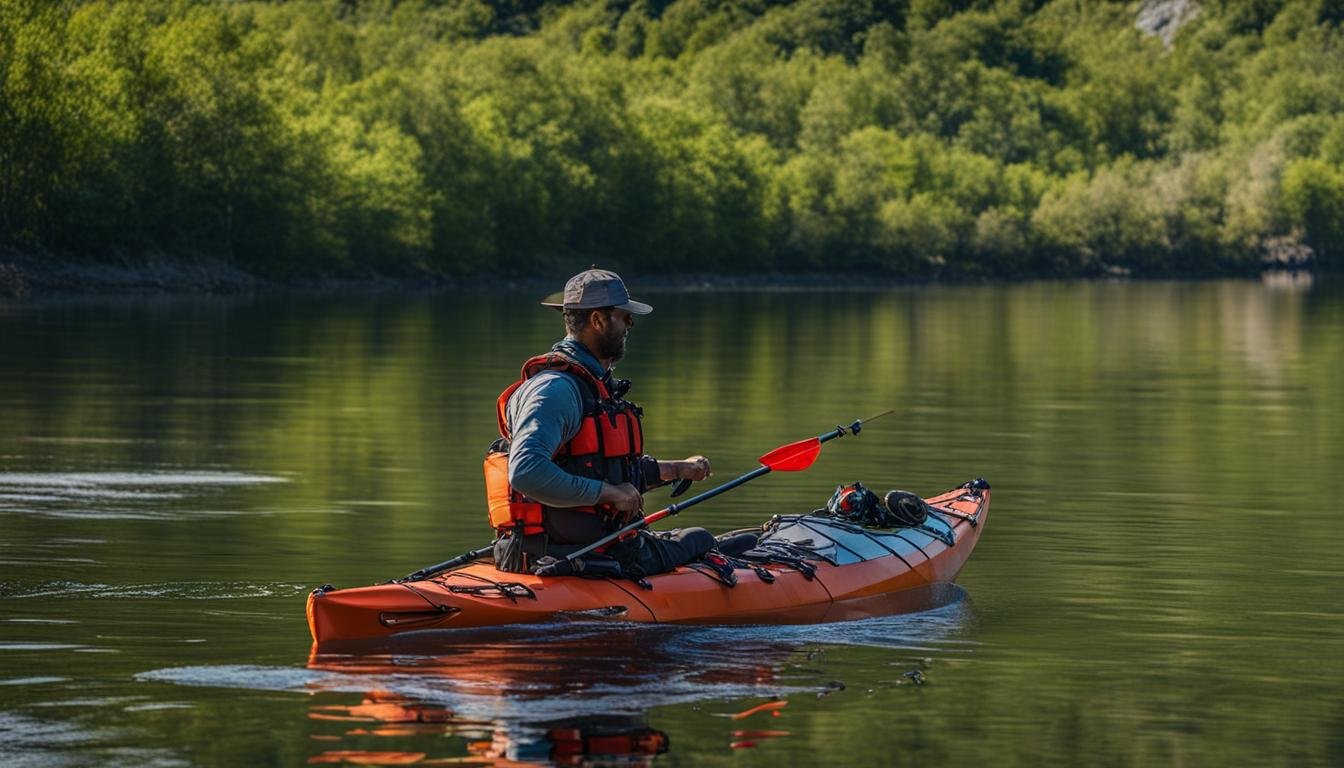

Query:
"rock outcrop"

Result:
[[1137, 0, 1201, 48]]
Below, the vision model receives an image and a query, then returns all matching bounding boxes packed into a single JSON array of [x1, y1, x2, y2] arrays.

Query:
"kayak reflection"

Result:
[[308, 691, 667, 767], [303, 591, 969, 764], [305, 627, 750, 766], [306, 624, 787, 712]]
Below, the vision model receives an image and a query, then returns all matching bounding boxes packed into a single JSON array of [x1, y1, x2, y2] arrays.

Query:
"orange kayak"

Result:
[[307, 479, 989, 647]]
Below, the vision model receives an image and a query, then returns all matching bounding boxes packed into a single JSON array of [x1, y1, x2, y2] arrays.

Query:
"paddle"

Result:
[[560, 411, 893, 564], [397, 411, 891, 583], [399, 545, 495, 583], [396, 477, 695, 582]]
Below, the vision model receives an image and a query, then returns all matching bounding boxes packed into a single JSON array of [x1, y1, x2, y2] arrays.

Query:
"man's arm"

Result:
[[506, 373, 604, 508], [658, 456, 712, 482], [507, 372, 662, 518]]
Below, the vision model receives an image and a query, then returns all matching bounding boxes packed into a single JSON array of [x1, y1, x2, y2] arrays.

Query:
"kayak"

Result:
[[306, 479, 989, 647]]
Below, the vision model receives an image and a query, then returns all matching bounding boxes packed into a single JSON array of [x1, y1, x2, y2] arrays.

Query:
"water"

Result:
[[1, 277, 1342, 766]]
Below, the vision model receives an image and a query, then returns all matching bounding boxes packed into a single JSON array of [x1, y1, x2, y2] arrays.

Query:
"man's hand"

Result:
[[598, 482, 644, 521], [661, 455, 712, 483]]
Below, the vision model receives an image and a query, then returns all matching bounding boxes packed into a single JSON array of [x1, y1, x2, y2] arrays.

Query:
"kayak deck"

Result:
[[307, 481, 988, 646]]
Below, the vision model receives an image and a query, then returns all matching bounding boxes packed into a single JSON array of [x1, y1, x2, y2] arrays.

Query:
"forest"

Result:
[[2, 0, 1342, 279]]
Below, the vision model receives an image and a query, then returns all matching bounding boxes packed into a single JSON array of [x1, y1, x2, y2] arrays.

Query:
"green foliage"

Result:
[[1282, 157, 1344, 266], [3, 0, 1343, 277], [1031, 162, 1168, 273]]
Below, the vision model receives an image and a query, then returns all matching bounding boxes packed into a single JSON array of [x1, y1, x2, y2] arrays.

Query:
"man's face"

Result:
[[596, 308, 634, 363]]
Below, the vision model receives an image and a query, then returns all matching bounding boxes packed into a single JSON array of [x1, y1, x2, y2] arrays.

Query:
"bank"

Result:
[[0, 246, 1321, 301]]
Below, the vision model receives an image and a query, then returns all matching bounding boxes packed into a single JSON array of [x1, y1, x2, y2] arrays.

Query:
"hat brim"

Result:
[[615, 299, 653, 315], [539, 294, 654, 315]]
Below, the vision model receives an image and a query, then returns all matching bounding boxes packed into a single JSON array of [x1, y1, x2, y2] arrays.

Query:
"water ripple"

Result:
[[0, 711, 185, 768], [0, 676, 68, 685], [0, 471, 290, 521], [6, 581, 310, 600], [0, 472, 288, 487]]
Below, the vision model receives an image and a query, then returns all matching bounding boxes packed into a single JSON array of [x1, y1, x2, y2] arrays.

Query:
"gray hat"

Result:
[[540, 269, 653, 315]]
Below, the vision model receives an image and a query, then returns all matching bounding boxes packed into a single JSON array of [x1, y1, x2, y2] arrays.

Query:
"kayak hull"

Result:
[[307, 483, 988, 647]]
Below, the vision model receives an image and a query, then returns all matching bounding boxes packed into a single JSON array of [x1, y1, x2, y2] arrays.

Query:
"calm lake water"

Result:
[[1, 276, 1341, 767]]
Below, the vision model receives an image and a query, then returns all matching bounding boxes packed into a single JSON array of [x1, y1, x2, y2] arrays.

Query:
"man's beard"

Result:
[[597, 322, 626, 363]]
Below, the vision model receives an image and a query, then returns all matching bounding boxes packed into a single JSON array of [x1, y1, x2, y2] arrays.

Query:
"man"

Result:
[[484, 268, 717, 576]]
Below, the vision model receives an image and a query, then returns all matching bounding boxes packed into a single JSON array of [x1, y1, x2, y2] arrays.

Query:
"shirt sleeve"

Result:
[[638, 455, 662, 492], [505, 371, 605, 507]]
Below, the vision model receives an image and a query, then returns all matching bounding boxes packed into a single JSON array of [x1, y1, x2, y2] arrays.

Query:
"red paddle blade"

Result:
[[759, 437, 821, 471]]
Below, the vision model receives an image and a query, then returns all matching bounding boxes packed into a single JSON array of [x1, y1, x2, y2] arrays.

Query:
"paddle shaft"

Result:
[[399, 544, 494, 583], [563, 424, 854, 563], [396, 482, 692, 581], [397, 412, 890, 581], [641, 465, 770, 526]]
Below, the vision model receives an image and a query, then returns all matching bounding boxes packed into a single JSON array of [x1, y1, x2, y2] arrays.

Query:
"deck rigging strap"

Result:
[[914, 519, 956, 547], [795, 517, 869, 561], [928, 503, 979, 528], [437, 570, 538, 602], [733, 545, 820, 580], [855, 526, 915, 568], [747, 536, 838, 566], [685, 552, 738, 587], [446, 582, 537, 602], [398, 581, 457, 612]]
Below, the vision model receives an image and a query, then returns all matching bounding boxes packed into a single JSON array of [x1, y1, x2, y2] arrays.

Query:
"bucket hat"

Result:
[[540, 269, 652, 314]]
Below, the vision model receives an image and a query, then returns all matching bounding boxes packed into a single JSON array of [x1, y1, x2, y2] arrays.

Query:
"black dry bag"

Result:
[[882, 490, 929, 528]]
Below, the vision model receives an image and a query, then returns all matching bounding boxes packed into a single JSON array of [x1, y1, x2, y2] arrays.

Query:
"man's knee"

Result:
[[641, 527, 716, 574], [678, 527, 715, 559], [714, 531, 759, 557]]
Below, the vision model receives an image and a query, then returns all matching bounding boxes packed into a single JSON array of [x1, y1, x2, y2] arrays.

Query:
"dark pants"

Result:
[[615, 527, 716, 576], [495, 526, 715, 576]]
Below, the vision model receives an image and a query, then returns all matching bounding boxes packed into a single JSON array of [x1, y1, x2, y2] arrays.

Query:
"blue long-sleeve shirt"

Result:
[[504, 338, 609, 507]]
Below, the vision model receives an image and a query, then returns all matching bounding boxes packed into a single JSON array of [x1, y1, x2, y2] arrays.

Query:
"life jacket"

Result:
[[484, 350, 645, 537]]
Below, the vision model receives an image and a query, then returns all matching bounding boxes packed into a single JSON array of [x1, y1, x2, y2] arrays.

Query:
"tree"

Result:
[[1282, 157, 1344, 267]]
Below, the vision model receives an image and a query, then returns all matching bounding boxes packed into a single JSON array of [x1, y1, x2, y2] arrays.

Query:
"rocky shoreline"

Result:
[[0, 251, 930, 300], [0, 249, 1317, 302], [0, 251, 262, 299]]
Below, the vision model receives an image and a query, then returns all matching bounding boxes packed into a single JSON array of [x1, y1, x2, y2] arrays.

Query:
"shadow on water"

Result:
[[138, 585, 971, 765]]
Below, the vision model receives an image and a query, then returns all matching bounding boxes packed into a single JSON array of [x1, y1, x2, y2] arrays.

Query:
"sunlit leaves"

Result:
[[1282, 157, 1344, 265], [2, 0, 1343, 275]]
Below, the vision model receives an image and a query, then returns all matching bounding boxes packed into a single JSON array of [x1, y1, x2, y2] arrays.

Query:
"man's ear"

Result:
[[588, 308, 608, 331]]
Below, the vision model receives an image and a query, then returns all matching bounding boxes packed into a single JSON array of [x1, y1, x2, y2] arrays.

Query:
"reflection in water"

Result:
[[300, 598, 967, 763], [299, 615, 958, 763], [307, 694, 668, 767], [137, 597, 969, 764], [305, 627, 786, 712]]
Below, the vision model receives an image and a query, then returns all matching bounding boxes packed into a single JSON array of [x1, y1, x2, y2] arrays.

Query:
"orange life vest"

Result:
[[484, 351, 645, 536]]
